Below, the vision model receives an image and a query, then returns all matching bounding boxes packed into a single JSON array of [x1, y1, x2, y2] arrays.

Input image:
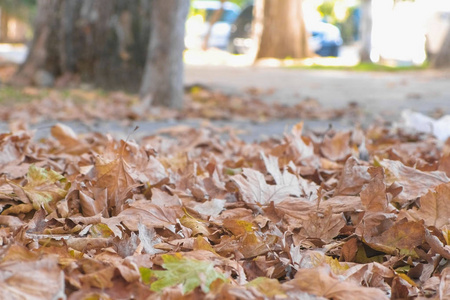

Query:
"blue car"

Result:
[[228, 5, 343, 57]]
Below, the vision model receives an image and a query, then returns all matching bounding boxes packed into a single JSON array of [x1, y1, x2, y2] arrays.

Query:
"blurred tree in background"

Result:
[[14, 0, 189, 108], [0, 0, 36, 42], [14, 0, 151, 91], [253, 0, 309, 60]]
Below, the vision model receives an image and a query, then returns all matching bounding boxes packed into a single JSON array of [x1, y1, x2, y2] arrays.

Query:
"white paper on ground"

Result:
[[399, 110, 450, 141]]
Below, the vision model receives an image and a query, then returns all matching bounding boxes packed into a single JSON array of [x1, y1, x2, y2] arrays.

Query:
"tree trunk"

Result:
[[0, 9, 9, 42], [13, 0, 151, 91], [359, 0, 372, 63], [253, 0, 309, 60], [140, 0, 189, 109], [431, 26, 450, 69]]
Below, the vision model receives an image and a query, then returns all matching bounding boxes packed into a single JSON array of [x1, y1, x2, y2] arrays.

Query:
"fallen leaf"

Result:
[[283, 267, 389, 300], [409, 182, 450, 229], [321, 131, 352, 161], [0, 256, 65, 300], [232, 168, 300, 206], [9, 165, 70, 212], [360, 167, 388, 212], [334, 156, 371, 196], [246, 277, 286, 298], [90, 140, 143, 214], [379, 159, 449, 206], [148, 253, 228, 294], [364, 221, 425, 257]]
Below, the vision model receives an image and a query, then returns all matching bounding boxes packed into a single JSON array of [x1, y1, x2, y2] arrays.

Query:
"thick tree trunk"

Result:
[[14, 0, 151, 91], [431, 26, 450, 69], [140, 0, 189, 109], [359, 0, 372, 63], [253, 0, 309, 60]]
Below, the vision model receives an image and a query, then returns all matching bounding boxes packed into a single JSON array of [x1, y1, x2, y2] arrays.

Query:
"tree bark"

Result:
[[13, 0, 151, 91], [140, 0, 189, 109], [359, 0, 372, 63], [0, 9, 9, 42], [431, 26, 450, 69], [253, 0, 309, 60]]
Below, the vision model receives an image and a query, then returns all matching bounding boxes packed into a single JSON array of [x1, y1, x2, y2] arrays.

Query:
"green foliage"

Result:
[[139, 267, 153, 285], [0, 0, 37, 22], [9, 165, 70, 212], [141, 253, 228, 294], [287, 62, 429, 72], [318, 1, 335, 19]]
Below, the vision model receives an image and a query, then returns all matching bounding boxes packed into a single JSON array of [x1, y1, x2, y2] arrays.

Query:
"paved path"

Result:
[[2, 46, 449, 141], [185, 65, 450, 122]]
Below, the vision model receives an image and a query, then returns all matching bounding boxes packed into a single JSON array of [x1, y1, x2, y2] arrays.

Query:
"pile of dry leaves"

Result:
[[0, 87, 360, 123], [0, 121, 449, 299]]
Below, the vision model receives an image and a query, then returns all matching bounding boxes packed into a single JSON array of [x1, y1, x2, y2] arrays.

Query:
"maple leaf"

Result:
[[360, 167, 388, 212], [246, 277, 286, 298], [283, 267, 389, 300], [0, 256, 65, 300], [408, 182, 450, 229], [50, 123, 89, 155], [364, 220, 426, 258], [145, 253, 228, 294], [117, 200, 182, 231], [379, 159, 449, 206], [321, 131, 352, 161], [297, 209, 346, 243], [90, 140, 142, 215], [179, 214, 212, 236], [232, 153, 315, 206], [261, 152, 317, 197], [137, 223, 163, 255], [334, 156, 371, 196], [232, 168, 293, 205], [9, 165, 70, 212]]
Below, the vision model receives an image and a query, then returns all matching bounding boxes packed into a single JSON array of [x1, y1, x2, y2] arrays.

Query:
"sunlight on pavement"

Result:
[[184, 46, 359, 68], [184, 48, 254, 67]]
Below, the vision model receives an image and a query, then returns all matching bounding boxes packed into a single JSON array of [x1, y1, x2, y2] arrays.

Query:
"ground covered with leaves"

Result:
[[0, 86, 360, 124], [0, 120, 449, 300]]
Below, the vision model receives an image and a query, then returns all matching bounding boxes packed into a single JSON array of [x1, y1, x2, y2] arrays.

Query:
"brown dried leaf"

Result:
[[341, 237, 358, 262], [380, 159, 449, 206], [0, 256, 65, 299], [283, 267, 389, 300], [424, 228, 450, 259], [91, 140, 142, 214], [297, 209, 346, 243], [334, 157, 371, 196], [117, 200, 182, 231], [410, 182, 450, 229], [437, 267, 450, 299], [51, 123, 89, 155], [364, 221, 425, 257], [232, 168, 301, 206], [79, 190, 107, 217], [179, 214, 211, 237], [321, 131, 352, 162], [360, 167, 388, 212]]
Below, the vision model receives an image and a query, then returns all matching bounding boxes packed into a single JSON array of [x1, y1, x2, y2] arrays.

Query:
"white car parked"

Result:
[[185, 1, 241, 50]]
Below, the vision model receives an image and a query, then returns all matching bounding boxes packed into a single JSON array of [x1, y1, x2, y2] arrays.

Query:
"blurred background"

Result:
[[0, 0, 449, 138], [1, 0, 449, 67]]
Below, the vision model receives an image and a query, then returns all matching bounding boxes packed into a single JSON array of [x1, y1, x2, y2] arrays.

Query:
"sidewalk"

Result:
[[185, 64, 450, 123]]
